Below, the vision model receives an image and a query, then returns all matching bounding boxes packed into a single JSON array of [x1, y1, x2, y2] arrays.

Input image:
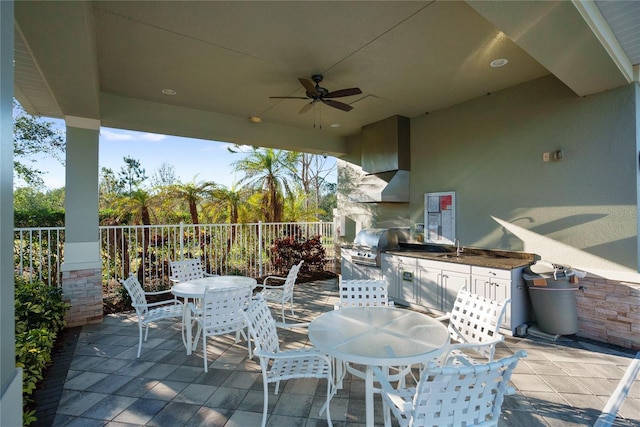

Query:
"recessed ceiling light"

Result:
[[490, 58, 508, 68], [248, 116, 262, 123], [330, 123, 341, 128], [162, 88, 177, 95]]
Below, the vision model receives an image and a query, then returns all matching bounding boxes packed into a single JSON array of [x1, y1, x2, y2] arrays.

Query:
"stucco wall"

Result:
[[339, 76, 638, 280], [408, 76, 638, 281]]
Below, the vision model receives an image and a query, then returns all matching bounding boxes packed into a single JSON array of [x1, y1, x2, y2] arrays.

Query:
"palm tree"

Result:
[[210, 183, 251, 224], [115, 189, 159, 281], [163, 178, 217, 226], [232, 148, 298, 223]]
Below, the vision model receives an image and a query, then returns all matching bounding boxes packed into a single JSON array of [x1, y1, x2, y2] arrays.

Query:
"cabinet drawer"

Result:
[[382, 254, 417, 265], [471, 265, 511, 280], [415, 258, 471, 274]]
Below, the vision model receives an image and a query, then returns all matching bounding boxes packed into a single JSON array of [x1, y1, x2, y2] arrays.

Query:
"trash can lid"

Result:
[[525, 260, 585, 280]]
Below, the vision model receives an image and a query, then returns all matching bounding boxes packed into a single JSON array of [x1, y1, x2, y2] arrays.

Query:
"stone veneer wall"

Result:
[[62, 268, 103, 327], [575, 276, 640, 351]]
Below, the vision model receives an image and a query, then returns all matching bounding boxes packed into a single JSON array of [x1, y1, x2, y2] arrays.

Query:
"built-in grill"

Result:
[[350, 228, 405, 267]]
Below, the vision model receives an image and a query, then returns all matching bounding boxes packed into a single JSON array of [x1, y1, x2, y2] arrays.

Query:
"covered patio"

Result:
[[34, 279, 640, 426], [2, 2, 640, 423]]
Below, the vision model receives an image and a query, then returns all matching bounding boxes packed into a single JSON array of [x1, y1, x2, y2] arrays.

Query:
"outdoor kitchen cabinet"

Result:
[[417, 259, 471, 314], [381, 254, 417, 304], [470, 265, 529, 332], [342, 250, 383, 281]]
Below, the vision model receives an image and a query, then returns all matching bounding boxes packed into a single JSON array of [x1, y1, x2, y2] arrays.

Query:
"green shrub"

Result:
[[15, 276, 69, 426]]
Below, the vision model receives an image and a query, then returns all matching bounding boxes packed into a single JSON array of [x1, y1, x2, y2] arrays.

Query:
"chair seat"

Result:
[[265, 348, 332, 382], [145, 304, 183, 324], [260, 289, 284, 301]]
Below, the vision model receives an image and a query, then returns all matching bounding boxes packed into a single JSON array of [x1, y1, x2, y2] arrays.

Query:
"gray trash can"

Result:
[[523, 261, 583, 336]]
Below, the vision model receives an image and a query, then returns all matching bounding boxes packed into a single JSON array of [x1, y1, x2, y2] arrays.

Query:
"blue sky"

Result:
[[30, 120, 336, 190]]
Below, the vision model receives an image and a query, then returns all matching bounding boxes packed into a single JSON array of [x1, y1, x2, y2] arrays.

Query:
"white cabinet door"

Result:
[[341, 254, 353, 280], [381, 255, 399, 300], [398, 266, 417, 305], [416, 260, 440, 311], [381, 254, 417, 305], [441, 270, 470, 313], [351, 263, 383, 280], [471, 266, 513, 330]]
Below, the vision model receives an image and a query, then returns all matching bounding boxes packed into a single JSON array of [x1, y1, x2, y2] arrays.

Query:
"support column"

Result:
[[0, 1, 24, 425], [62, 117, 102, 327]]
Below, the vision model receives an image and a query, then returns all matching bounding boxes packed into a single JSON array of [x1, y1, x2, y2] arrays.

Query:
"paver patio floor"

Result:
[[37, 278, 640, 426]]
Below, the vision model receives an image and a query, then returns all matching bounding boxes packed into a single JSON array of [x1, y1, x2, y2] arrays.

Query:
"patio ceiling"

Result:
[[13, 1, 639, 157]]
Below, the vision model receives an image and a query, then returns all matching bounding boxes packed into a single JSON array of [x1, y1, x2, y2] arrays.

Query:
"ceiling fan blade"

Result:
[[269, 96, 310, 99], [322, 99, 353, 112], [298, 78, 318, 96], [325, 87, 363, 98], [299, 102, 315, 114]]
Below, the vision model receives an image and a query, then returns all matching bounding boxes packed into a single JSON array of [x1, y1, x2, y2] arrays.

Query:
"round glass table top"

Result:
[[171, 275, 257, 298], [308, 306, 449, 366]]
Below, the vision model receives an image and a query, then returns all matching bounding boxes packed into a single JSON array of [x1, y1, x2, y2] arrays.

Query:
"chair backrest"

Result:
[[411, 350, 527, 426], [448, 288, 510, 360], [201, 284, 253, 335], [170, 258, 205, 282], [280, 260, 304, 300], [243, 294, 280, 355], [336, 278, 391, 308], [120, 275, 148, 312]]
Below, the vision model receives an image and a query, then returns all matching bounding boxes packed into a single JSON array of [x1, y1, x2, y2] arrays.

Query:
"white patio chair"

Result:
[[372, 349, 527, 427], [436, 287, 510, 365], [243, 294, 334, 427], [333, 278, 402, 387], [334, 278, 394, 310], [120, 274, 183, 358], [169, 258, 215, 283], [254, 260, 303, 322], [187, 283, 254, 372]]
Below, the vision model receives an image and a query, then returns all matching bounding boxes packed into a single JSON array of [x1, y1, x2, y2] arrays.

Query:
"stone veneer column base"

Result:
[[62, 267, 103, 327], [576, 276, 640, 351]]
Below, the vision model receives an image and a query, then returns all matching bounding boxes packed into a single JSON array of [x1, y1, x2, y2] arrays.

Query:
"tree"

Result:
[[99, 166, 124, 209], [13, 100, 65, 187], [232, 148, 298, 222], [209, 183, 251, 224], [296, 153, 335, 220], [163, 178, 217, 226], [14, 187, 65, 227], [118, 156, 147, 194], [150, 162, 177, 188]]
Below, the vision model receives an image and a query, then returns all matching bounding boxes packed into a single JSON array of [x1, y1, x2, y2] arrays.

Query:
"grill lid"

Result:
[[353, 228, 400, 250]]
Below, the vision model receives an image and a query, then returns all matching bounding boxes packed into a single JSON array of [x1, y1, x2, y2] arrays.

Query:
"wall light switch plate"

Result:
[[542, 152, 550, 162]]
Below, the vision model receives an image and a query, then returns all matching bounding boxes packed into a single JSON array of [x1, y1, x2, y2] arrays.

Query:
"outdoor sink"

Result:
[[436, 253, 464, 259]]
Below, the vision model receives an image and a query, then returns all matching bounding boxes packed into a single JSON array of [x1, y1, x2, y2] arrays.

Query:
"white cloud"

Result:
[[140, 133, 167, 142], [101, 129, 133, 141]]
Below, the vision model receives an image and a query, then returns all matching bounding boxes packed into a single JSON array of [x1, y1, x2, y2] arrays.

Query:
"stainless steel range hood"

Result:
[[348, 170, 410, 203], [349, 115, 410, 203]]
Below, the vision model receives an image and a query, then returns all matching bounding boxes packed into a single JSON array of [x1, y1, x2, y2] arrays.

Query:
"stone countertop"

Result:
[[384, 243, 536, 270]]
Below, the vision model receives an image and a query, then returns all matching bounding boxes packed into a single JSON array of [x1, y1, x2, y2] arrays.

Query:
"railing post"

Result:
[[258, 221, 263, 277], [179, 222, 184, 260]]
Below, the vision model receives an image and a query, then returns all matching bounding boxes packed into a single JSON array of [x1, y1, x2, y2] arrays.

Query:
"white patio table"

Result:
[[171, 275, 257, 354], [308, 306, 450, 427]]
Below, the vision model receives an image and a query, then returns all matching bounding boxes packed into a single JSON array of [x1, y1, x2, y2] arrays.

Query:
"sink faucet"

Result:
[[455, 239, 464, 257]]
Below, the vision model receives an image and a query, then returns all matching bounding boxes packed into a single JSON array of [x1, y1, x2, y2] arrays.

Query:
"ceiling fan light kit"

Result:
[[270, 74, 362, 114]]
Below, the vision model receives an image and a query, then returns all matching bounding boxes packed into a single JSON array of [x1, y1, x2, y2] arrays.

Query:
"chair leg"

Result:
[[261, 379, 269, 427], [324, 376, 333, 427], [136, 322, 143, 358], [203, 333, 208, 373]]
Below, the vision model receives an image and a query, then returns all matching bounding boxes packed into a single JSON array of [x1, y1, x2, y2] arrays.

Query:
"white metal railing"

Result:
[[14, 221, 336, 295]]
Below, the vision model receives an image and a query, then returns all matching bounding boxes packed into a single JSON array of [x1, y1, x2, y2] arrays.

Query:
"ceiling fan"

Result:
[[270, 74, 362, 114]]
